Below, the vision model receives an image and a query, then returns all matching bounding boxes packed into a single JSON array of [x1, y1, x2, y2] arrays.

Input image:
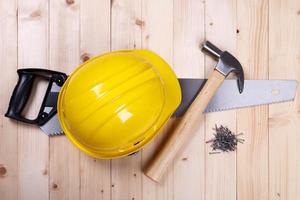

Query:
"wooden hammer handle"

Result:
[[144, 70, 225, 182]]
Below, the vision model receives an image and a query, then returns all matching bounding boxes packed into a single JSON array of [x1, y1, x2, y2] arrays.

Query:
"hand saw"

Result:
[[5, 68, 298, 136]]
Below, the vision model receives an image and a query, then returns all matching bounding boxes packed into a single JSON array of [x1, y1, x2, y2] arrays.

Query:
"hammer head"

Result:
[[202, 41, 244, 93]]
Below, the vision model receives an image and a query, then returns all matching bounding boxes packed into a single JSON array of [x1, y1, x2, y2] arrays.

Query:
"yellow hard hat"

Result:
[[57, 50, 181, 159]]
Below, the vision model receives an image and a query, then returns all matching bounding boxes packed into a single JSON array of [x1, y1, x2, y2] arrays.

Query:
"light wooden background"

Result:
[[1, 0, 300, 200]]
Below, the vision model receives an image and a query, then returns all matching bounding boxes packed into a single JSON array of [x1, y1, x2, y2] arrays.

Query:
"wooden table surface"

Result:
[[1, 0, 300, 200]]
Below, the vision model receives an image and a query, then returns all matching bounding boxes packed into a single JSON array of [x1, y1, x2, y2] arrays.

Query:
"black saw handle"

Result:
[[5, 68, 67, 125]]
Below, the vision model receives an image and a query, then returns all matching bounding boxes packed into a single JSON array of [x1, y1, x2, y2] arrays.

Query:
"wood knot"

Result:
[[111, 184, 115, 187], [81, 53, 90, 62], [30, 10, 41, 18], [236, 29, 240, 34], [135, 19, 145, 27], [52, 183, 58, 189], [277, 193, 280, 197], [209, 22, 213, 26], [133, 173, 137, 177], [297, 10, 300, 15], [42, 169, 47, 175], [0, 165, 7, 176], [182, 157, 188, 161], [66, 0, 75, 5], [101, 189, 104, 193]]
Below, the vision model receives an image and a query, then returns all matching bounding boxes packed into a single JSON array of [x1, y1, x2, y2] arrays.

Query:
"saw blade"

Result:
[[39, 78, 298, 135], [205, 80, 297, 113], [173, 79, 298, 117], [39, 81, 64, 136], [40, 114, 63, 136]]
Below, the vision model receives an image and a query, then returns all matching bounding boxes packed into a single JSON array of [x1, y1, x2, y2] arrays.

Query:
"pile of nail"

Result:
[[206, 125, 244, 154]]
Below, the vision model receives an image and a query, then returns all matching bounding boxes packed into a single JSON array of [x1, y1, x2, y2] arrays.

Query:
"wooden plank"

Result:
[[79, 0, 111, 200], [110, 1, 142, 200], [141, 0, 174, 199], [0, 1, 18, 200], [2, 1, 300, 199], [269, 0, 300, 199], [172, 0, 205, 199], [49, 0, 80, 199], [236, 1, 269, 199], [204, 1, 237, 200], [17, 0, 49, 199]]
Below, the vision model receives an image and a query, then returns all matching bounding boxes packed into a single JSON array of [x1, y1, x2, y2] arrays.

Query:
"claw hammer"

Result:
[[144, 41, 245, 182]]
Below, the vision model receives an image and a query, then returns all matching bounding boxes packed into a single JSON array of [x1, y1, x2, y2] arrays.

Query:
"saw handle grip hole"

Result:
[[21, 77, 48, 120]]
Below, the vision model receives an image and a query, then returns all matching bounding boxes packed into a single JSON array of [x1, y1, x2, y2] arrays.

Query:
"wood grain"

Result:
[[0, 1, 300, 200], [205, 1, 237, 200], [236, 1, 269, 200], [0, 1, 18, 200], [110, 1, 142, 200], [49, 0, 80, 199], [17, 0, 49, 199], [173, 0, 205, 199], [79, 1, 111, 200], [269, 0, 300, 199]]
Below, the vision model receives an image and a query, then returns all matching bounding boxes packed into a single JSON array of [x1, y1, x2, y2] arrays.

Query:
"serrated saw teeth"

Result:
[[49, 132, 64, 136], [205, 98, 295, 113]]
